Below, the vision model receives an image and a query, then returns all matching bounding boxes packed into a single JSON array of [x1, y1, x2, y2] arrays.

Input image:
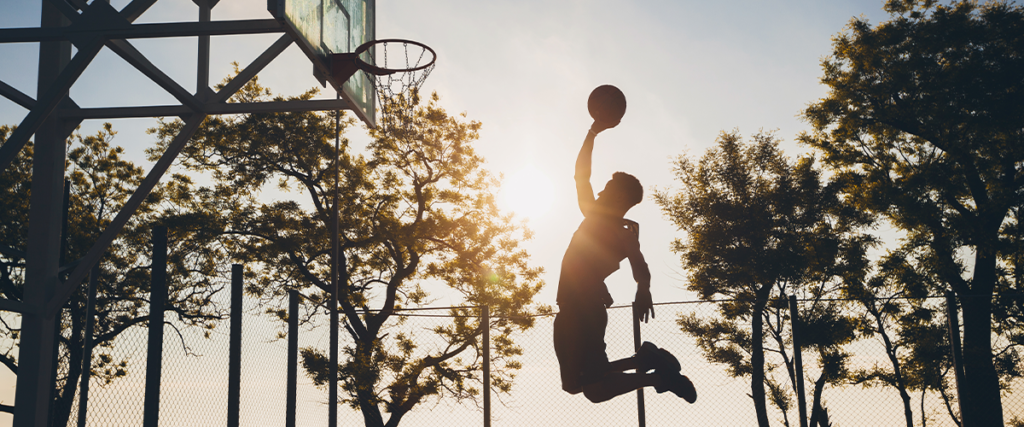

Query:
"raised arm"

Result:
[[575, 121, 618, 216], [574, 129, 598, 216]]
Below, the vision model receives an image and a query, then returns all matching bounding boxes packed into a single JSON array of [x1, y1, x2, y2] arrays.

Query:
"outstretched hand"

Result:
[[634, 288, 655, 323], [590, 119, 620, 135]]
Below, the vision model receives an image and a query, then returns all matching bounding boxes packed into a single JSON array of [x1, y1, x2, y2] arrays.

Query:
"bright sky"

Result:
[[0, 0, 903, 307], [0, 1, 973, 424]]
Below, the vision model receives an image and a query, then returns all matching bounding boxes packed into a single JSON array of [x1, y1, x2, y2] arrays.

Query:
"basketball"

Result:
[[588, 85, 627, 125]]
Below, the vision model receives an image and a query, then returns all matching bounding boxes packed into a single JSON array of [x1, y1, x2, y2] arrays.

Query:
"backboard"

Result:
[[269, 0, 376, 127]]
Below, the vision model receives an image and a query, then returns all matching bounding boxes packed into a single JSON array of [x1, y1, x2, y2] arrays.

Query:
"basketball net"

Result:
[[366, 41, 435, 138]]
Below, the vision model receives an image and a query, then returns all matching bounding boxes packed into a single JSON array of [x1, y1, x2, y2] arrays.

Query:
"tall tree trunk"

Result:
[[354, 339, 386, 427], [959, 258, 1002, 427], [873, 308, 913, 427], [384, 408, 409, 427], [53, 303, 84, 427], [809, 371, 826, 427], [751, 285, 772, 427]]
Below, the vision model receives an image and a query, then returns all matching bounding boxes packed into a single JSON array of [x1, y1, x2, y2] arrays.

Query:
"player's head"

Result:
[[598, 172, 643, 211]]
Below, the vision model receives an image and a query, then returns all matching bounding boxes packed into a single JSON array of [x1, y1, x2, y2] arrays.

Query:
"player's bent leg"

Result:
[[581, 372, 658, 403], [635, 341, 680, 373], [608, 341, 681, 374]]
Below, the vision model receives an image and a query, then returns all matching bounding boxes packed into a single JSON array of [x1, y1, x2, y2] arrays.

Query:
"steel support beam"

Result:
[[0, 19, 284, 43], [1, 2, 344, 427], [43, 0, 82, 23], [0, 79, 37, 110], [59, 99, 353, 119], [106, 38, 203, 112], [0, 298, 27, 313], [196, 0, 213, 98], [213, 33, 293, 103], [120, 0, 159, 22], [0, 40, 101, 174], [13, 2, 71, 425], [49, 113, 206, 317], [57, 0, 89, 14]]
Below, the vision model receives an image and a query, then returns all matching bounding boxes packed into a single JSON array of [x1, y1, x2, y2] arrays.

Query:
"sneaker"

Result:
[[636, 341, 680, 373], [655, 371, 697, 403]]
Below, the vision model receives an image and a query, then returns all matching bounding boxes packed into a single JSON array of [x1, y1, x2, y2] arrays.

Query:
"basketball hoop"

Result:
[[330, 39, 437, 135]]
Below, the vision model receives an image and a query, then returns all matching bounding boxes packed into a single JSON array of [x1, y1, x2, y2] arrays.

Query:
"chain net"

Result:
[[365, 40, 435, 138]]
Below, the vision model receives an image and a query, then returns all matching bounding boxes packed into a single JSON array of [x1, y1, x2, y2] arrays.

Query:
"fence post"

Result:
[[286, 290, 299, 427], [228, 264, 243, 427], [329, 88, 342, 427], [945, 291, 966, 423], [329, 292, 338, 427], [76, 263, 100, 427], [143, 226, 167, 427], [482, 306, 491, 427], [632, 303, 645, 427], [788, 295, 808, 427]]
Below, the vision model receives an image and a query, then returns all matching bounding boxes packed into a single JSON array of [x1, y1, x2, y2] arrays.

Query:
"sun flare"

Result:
[[499, 167, 555, 220]]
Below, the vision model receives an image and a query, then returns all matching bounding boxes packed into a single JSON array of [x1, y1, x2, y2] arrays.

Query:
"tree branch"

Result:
[[0, 352, 17, 375]]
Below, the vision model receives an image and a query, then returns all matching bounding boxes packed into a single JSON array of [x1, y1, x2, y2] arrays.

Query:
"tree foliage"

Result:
[[656, 130, 872, 427], [149, 74, 546, 427], [0, 124, 228, 426], [800, 2, 1024, 425]]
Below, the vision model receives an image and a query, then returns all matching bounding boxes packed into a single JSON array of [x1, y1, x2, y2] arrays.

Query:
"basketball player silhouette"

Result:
[[553, 105, 697, 404]]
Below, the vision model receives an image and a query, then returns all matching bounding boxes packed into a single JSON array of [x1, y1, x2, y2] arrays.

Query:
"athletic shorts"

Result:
[[553, 303, 611, 394]]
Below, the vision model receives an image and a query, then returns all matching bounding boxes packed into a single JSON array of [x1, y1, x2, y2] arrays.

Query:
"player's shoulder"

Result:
[[618, 219, 641, 251], [622, 219, 639, 239]]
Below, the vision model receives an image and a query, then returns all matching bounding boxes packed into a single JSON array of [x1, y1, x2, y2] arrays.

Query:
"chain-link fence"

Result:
[[6, 292, 1024, 427], [59, 277, 332, 427], [493, 298, 1024, 427]]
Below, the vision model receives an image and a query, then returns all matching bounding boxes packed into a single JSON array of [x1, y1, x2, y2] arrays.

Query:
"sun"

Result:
[[499, 167, 556, 220]]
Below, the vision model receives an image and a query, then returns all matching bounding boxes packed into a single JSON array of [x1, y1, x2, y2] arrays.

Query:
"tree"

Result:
[[845, 245, 956, 427], [0, 124, 227, 426], [149, 74, 546, 427], [800, 2, 1024, 425], [655, 130, 871, 427]]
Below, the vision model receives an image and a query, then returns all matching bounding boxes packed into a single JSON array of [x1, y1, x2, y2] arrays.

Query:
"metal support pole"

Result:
[[228, 264, 243, 427], [76, 264, 100, 427], [329, 291, 338, 427], [788, 295, 808, 427], [286, 290, 299, 427], [482, 306, 491, 427], [946, 291, 967, 423], [195, 0, 211, 98], [329, 95, 340, 427], [632, 303, 646, 427], [143, 226, 167, 427], [12, 2, 70, 425]]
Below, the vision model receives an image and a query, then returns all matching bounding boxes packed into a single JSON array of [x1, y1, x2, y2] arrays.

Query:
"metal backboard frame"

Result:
[[0, 0, 372, 425], [269, 0, 376, 127]]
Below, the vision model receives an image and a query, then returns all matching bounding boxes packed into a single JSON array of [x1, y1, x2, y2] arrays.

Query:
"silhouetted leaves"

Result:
[[657, 130, 871, 427], [801, 1, 1024, 425], [0, 124, 229, 425], [149, 74, 546, 427]]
